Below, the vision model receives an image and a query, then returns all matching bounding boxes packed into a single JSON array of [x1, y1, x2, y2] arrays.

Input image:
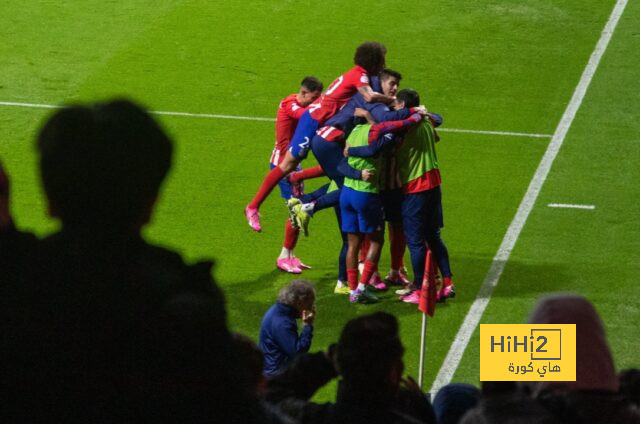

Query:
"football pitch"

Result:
[[1, 0, 638, 397]]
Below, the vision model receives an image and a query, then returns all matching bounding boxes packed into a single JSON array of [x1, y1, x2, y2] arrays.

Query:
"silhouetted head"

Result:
[[37, 99, 172, 229], [336, 312, 404, 393]]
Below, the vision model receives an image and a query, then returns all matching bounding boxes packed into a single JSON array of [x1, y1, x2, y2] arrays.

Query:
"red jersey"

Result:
[[270, 94, 306, 165], [308, 65, 370, 124]]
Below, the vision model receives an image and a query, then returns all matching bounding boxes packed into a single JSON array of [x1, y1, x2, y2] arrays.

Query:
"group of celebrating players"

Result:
[[245, 42, 456, 305]]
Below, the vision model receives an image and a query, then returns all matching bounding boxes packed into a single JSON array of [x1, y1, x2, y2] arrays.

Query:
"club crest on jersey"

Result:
[[360, 74, 369, 84]]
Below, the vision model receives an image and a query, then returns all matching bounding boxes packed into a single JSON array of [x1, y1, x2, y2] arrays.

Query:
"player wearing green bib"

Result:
[[340, 113, 422, 304], [393, 89, 455, 305]]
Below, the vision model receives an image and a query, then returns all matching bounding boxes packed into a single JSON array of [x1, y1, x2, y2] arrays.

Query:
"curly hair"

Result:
[[277, 280, 316, 309], [354, 42, 387, 75]]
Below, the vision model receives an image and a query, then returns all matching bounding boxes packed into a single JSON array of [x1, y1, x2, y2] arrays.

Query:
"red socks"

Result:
[[283, 219, 299, 250], [248, 167, 285, 210], [360, 260, 376, 285], [293, 165, 325, 182], [347, 268, 359, 290]]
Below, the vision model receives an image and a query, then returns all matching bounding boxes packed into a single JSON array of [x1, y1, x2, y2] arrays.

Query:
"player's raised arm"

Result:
[[357, 84, 395, 104]]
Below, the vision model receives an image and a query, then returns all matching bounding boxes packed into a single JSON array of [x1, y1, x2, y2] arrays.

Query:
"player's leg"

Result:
[[341, 190, 361, 293], [357, 192, 385, 291], [246, 152, 301, 231], [340, 187, 374, 304], [270, 165, 302, 273], [424, 186, 455, 301], [277, 219, 302, 274], [287, 183, 330, 237], [293, 135, 346, 218], [245, 111, 317, 231], [380, 188, 409, 287], [400, 191, 427, 304], [348, 190, 383, 302], [334, 205, 350, 294]]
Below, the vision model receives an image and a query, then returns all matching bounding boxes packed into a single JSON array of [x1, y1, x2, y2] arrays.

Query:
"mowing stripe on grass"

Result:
[[548, 203, 595, 210], [429, 0, 628, 395], [0, 100, 551, 139]]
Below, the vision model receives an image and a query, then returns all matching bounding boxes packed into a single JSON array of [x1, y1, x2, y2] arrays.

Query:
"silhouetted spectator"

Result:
[[0, 100, 265, 422], [526, 294, 640, 423], [459, 393, 560, 424], [234, 332, 269, 396], [433, 383, 480, 424], [260, 280, 316, 377], [619, 368, 640, 409], [265, 312, 436, 423]]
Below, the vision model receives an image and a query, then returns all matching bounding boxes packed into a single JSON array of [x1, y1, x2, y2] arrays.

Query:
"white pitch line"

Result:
[[548, 203, 595, 210], [429, 0, 628, 395], [0, 100, 551, 138], [438, 127, 551, 138]]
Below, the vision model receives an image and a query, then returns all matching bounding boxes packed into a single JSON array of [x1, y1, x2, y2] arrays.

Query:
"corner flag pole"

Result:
[[418, 312, 428, 388], [418, 248, 437, 389]]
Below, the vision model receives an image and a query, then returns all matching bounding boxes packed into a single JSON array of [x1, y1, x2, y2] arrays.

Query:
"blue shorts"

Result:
[[340, 186, 383, 234], [310, 133, 344, 183], [288, 110, 319, 160], [380, 188, 404, 224], [270, 163, 302, 199]]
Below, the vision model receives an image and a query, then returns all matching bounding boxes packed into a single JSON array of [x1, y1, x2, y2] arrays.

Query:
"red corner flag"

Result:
[[419, 248, 438, 317]]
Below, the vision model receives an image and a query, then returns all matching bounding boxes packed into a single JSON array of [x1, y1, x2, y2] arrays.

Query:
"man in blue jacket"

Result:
[[259, 280, 316, 377]]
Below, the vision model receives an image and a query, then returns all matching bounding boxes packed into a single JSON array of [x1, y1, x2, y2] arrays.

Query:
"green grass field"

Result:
[[1, 0, 638, 398]]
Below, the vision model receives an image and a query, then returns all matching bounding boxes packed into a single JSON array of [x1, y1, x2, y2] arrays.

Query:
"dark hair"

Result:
[[301, 76, 323, 92], [354, 42, 387, 75], [380, 68, 402, 82], [397, 89, 420, 108], [37, 99, 172, 226], [336, 312, 403, 387]]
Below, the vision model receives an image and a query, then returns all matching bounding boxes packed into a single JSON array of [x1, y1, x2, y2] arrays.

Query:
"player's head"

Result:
[[380, 68, 402, 97], [354, 42, 387, 75], [336, 312, 404, 394], [37, 99, 173, 228], [395, 88, 420, 109], [298, 76, 323, 106], [277, 279, 316, 315]]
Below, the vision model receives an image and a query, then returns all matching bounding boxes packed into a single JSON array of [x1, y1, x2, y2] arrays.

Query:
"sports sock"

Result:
[[357, 283, 366, 291], [301, 202, 315, 216], [360, 260, 376, 286], [443, 276, 453, 287], [292, 165, 325, 182], [283, 219, 299, 250], [347, 268, 359, 291], [278, 247, 291, 260], [248, 167, 285, 210]]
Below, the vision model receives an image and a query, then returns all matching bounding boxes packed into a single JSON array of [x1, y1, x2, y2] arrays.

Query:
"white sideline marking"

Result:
[[0, 100, 551, 138], [548, 203, 595, 210], [429, 0, 628, 395]]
